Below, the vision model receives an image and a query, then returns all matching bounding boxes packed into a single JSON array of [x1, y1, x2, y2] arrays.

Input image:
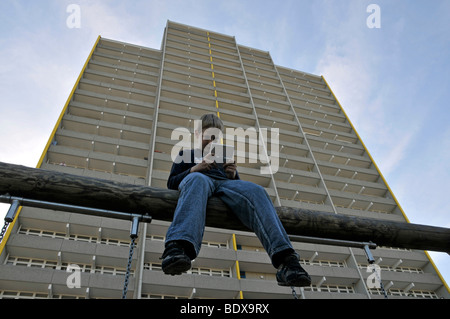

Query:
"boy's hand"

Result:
[[190, 160, 214, 173], [190, 152, 217, 173], [223, 162, 237, 179]]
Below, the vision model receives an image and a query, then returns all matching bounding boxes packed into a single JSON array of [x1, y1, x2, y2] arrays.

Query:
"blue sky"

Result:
[[0, 0, 449, 288]]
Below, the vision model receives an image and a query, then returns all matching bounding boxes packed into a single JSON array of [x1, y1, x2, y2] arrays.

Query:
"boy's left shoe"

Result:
[[276, 255, 311, 287], [161, 241, 192, 276]]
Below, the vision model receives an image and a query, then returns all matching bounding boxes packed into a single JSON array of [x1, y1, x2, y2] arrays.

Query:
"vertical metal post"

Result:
[[363, 244, 375, 264], [1, 199, 21, 244], [130, 216, 140, 239], [5, 199, 20, 223]]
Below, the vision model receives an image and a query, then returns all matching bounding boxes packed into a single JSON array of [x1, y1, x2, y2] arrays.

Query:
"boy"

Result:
[[162, 114, 311, 287]]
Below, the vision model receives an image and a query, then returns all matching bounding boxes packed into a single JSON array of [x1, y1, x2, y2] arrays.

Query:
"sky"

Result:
[[0, 0, 449, 289]]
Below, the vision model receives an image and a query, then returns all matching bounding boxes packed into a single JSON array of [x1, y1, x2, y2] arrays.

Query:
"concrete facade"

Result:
[[0, 21, 448, 299]]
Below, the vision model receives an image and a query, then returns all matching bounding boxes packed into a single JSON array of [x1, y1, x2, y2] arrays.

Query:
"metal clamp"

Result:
[[363, 244, 376, 264], [5, 198, 20, 223]]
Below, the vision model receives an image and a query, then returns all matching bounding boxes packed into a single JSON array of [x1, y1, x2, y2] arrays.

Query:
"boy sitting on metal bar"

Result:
[[161, 113, 311, 287]]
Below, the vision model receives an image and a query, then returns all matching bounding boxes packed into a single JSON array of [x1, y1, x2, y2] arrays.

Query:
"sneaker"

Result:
[[161, 241, 192, 276], [276, 255, 311, 287]]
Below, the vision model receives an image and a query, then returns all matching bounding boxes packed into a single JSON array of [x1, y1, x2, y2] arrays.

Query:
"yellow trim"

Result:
[[235, 260, 241, 280], [321, 76, 411, 222], [0, 207, 22, 255], [232, 234, 244, 299], [322, 75, 449, 293], [36, 35, 101, 168], [425, 251, 449, 292], [206, 34, 221, 121], [0, 36, 101, 257], [232, 234, 240, 280], [232, 233, 238, 251]]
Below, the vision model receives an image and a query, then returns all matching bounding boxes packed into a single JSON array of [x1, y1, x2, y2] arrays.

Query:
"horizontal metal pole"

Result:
[[0, 195, 152, 224], [1, 194, 378, 251], [2, 193, 377, 251], [289, 235, 377, 250]]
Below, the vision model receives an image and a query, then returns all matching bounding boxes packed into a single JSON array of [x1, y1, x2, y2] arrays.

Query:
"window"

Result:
[[6, 256, 58, 270], [144, 262, 231, 278], [190, 267, 231, 277], [60, 262, 92, 272], [0, 291, 48, 299], [95, 265, 131, 276], [202, 241, 228, 249], [382, 289, 438, 299], [303, 284, 355, 294], [144, 262, 162, 271], [19, 226, 131, 247], [141, 293, 187, 299], [302, 259, 346, 268]]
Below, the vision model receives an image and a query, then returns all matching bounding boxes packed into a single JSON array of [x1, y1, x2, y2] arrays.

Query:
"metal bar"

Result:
[[2, 194, 381, 252], [0, 195, 152, 224], [289, 234, 377, 250]]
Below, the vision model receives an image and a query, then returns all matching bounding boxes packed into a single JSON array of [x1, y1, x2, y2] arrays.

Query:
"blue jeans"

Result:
[[165, 173, 295, 266]]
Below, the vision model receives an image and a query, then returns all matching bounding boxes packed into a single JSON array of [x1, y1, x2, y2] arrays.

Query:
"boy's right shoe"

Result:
[[276, 254, 311, 287], [161, 241, 192, 276]]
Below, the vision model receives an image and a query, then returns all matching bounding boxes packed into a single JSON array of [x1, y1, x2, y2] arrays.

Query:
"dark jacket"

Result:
[[167, 149, 240, 190]]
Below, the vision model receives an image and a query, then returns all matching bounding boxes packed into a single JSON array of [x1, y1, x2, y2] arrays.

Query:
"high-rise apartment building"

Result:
[[0, 21, 448, 299]]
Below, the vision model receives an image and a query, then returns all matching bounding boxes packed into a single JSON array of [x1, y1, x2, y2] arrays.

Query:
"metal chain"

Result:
[[380, 281, 389, 299], [122, 236, 136, 299], [0, 221, 10, 244], [291, 286, 299, 299], [372, 267, 388, 299]]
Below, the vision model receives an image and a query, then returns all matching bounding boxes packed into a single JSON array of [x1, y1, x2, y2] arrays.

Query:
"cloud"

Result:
[[312, 1, 426, 177], [428, 251, 450, 287], [377, 129, 415, 176], [394, 126, 450, 224], [75, 1, 146, 44], [0, 11, 89, 164]]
